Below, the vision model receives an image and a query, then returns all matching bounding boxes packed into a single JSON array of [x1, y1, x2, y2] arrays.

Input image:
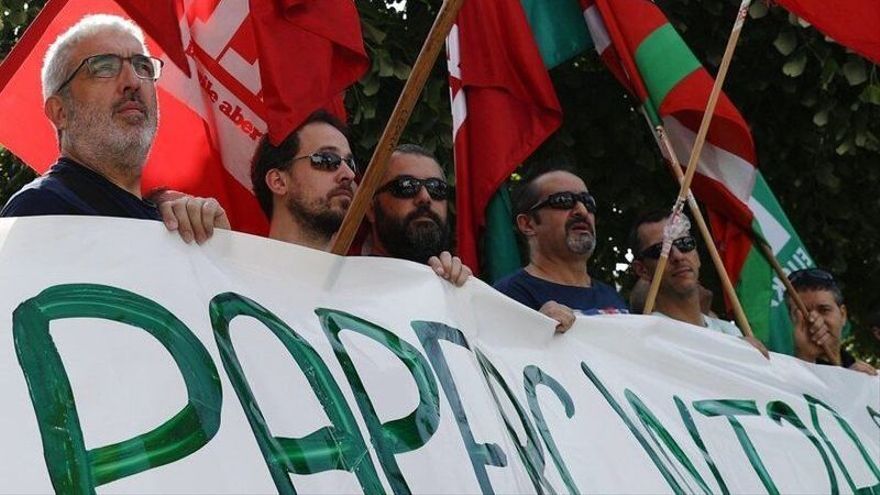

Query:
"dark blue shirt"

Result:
[[494, 268, 628, 315], [1, 158, 160, 220]]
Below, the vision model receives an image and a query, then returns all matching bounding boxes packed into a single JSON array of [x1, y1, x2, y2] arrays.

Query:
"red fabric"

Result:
[[580, 0, 636, 96], [116, 0, 191, 76], [707, 209, 753, 288], [450, 0, 562, 272], [775, 0, 880, 64], [249, 0, 369, 145]]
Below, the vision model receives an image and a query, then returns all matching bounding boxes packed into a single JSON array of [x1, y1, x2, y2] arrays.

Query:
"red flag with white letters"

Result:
[[447, 0, 562, 272], [0, 0, 368, 234]]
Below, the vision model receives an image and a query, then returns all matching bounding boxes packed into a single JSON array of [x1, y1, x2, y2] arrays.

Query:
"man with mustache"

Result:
[[365, 144, 470, 282], [494, 169, 626, 332], [1, 15, 228, 243], [630, 210, 769, 355], [251, 110, 357, 251]]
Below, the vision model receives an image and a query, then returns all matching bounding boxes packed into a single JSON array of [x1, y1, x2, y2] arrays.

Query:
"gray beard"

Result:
[[566, 230, 596, 257], [62, 96, 157, 174]]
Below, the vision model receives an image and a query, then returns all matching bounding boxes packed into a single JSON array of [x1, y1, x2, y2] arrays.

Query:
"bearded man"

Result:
[[494, 168, 627, 332], [2, 14, 228, 242]]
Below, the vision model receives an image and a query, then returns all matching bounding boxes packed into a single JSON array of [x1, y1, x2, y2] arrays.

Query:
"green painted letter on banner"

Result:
[[626, 391, 717, 494], [318, 308, 441, 495], [523, 365, 579, 494], [413, 320, 506, 495], [210, 293, 383, 495], [693, 399, 778, 495], [806, 394, 880, 493], [766, 400, 838, 494], [13, 284, 222, 494], [476, 349, 556, 495]]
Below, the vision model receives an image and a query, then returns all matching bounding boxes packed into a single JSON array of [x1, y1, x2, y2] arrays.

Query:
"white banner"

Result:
[[0, 217, 877, 494]]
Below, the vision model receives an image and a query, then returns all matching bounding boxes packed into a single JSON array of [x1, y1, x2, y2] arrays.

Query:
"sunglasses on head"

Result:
[[291, 151, 358, 175], [788, 268, 836, 287], [376, 175, 450, 201], [529, 191, 597, 214], [638, 235, 697, 260]]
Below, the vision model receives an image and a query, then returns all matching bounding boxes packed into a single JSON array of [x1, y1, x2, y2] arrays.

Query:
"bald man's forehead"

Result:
[[535, 171, 588, 195]]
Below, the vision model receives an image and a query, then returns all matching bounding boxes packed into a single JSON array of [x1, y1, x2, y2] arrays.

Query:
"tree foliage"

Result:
[[1, 0, 877, 360]]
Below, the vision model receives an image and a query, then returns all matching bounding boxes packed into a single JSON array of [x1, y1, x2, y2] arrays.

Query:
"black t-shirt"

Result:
[[493, 268, 628, 315], [1, 158, 160, 220]]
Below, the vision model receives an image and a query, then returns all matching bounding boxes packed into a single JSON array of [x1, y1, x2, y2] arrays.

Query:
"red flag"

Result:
[[0, 0, 368, 235], [448, 0, 562, 272], [116, 0, 190, 76], [774, 0, 880, 64], [250, 0, 369, 145]]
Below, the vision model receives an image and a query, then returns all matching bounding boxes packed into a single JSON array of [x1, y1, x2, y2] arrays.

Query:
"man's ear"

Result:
[[840, 303, 847, 323], [632, 259, 651, 281], [265, 168, 289, 196], [515, 213, 536, 237], [44, 95, 67, 131]]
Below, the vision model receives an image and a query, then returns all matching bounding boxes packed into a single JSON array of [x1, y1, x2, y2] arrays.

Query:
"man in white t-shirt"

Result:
[[629, 210, 770, 355]]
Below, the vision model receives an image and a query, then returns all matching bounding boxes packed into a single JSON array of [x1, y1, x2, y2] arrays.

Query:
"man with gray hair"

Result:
[[1, 14, 227, 243]]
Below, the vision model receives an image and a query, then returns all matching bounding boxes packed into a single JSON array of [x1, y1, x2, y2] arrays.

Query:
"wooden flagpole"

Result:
[[654, 126, 755, 338], [643, 0, 751, 314], [331, 0, 466, 255]]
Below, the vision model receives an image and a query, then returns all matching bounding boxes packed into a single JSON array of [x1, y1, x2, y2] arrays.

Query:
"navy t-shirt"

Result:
[[1, 158, 160, 220], [494, 268, 628, 315]]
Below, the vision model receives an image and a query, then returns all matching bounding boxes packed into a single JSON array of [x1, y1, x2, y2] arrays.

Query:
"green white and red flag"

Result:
[[584, 0, 813, 352], [447, 0, 563, 276], [0, 0, 368, 235]]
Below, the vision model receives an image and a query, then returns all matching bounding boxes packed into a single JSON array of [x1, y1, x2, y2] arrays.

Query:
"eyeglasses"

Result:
[[788, 268, 836, 287], [529, 191, 597, 214], [638, 235, 697, 260], [291, 151, 359, 175], [56, 53, 164, 93], [376, 175, 450, 201]]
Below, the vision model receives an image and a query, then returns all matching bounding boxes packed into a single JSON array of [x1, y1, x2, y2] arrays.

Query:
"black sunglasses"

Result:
[[376, 175, 450, 201], [788, 268, 836, 287], [57, 53, 164, 94], [291, 151, 358, 175], [529, 191, 597, 214], [638, 235, 697, 260]]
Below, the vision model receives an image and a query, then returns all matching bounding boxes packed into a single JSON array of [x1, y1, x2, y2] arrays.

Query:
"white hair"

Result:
[[41, 14, 149, 102]]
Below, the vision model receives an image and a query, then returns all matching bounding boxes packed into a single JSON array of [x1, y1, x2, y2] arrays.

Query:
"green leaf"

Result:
[[860, 85, 880, 106], [748, 1, 768, 19], [773, 30, 797, 56], [361, 22, 386, 44], [377, 50, 394, 77], [812, 110, 828, 127], [835, 139, 853, 155], [842, 59, 868, 86], [361, 74, 380, 97], [819, 58, 839, 89], [8, 8, 26, 26], [782, 53, 807, 77], [393, 61, 411, 80]]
